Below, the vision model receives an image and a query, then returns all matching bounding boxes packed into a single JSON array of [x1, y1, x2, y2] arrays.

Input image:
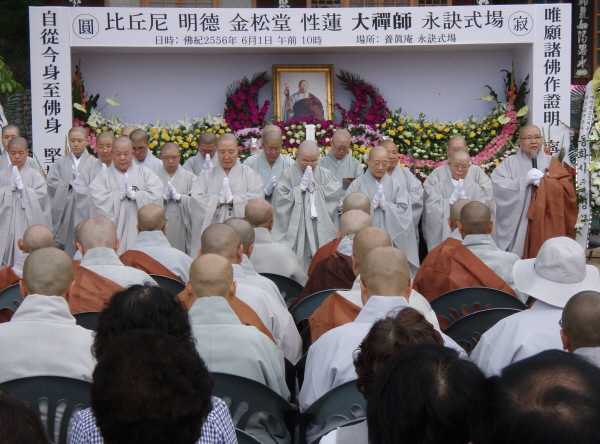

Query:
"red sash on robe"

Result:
[[0, 267, 21, 323], [119, 250, 181, 282], [432, 244, 518, 299], [176, 290, 276, 344], [309, 292, 361, 344], [292, 253, 354, 308], [414, 237, 462, 302], [307, 238, 340, 276], [68, 266, 125, 314], [523, 157, 578, 259]]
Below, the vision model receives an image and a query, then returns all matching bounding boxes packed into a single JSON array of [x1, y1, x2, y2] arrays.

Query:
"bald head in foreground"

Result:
[[74, 217, 120, 255], [343, 192, 371, 215], [137, 204, 167, 234], [447, 199, 471, 234], [22, 247, 74, 298], [458, 200, 493, 237], [187, 254, 235, 302], [200, 224, 242, 264], [561, 291, 600, 354], [224, 217, 255, 256], [245, 199, 274, 229], [360, 246, 412, 304], [18, 225, 54, 254], [352, 226, 392, 275]]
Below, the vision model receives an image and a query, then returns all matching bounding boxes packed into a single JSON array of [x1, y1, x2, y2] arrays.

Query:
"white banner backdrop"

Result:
[[29, 4, 571, 170]]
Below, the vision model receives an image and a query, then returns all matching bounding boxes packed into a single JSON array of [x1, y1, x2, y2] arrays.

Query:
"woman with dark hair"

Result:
[[0, 391, 50, 444], [91, 284, 195, 359], [367, 344, 485, 444], [320, 308, 445, 443], [71, 284, 236, 444]]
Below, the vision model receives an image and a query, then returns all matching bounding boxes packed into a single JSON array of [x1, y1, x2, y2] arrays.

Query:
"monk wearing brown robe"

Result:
[[293, 210, 371, 305], [431, 202, 520, 302], [309, 226, 439, 343], [414, 199, 470, 301], [307, 191, 371, 276]]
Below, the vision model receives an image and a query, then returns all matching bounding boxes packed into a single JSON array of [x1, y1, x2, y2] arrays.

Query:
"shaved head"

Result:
[[200, 224, 240, 262], [449, 149, 470, 163], [368, 145, 388, 160], [360, 246, 411, 297], [21, 225, 54, 254], [8, 137, 28, 150], [244, 199, 273, 228], [343, 192, 371, 214], [460, 201, 491, 235], [96, 131, 114, 142], [69, 126, 87, 137], [449, 199, 472, 224], [1, 124, 19, 136], [189, 254, 233, 300], [332, 128, 351, 144], [129, 129, 149, 144], [75, 217, 118, 250], [519, 124, 541, 138], [121, 125, 136, 137], [562, 291, 600, 349], [23, 247, 74, 296], [297, 140, 319, 156], [160, 142, 179, 155], [262, 124, 282, 134], [137, 204, 167, 232], [198, 131, 217, 145], [353, 226, 392, 264], [223, 217, 255, 254], [379, 139, 398, 151], [216, 133, 237, 148], [263, 130, 282, 143], [340, 210, 372, 237]]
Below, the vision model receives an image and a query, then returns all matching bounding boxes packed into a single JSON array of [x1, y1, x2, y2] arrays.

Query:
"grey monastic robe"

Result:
[[134, 149, 162, 174], [491, 150, 552, 258], [319, 150, 364, 183], [347, 170, 420, 277], [47, 152, 100, 257], [389, 166, 425, 232], [189, 160, 264, 254], [272, 164, 341, 269], [0, 164, 51, 267], [425, 176, 487, 252], [156, 165, 195, 255], [72, 161, 106, 228], [89, 163, 163, 255], [424, 163, 495, 218], [244, 151, 294, 202], [0, 150, 47, 177], [129, 230, 193, 282], [182, 152, 216, 176]]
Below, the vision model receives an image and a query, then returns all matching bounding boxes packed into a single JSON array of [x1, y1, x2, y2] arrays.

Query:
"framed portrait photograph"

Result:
[[272, 64, 334, 122]]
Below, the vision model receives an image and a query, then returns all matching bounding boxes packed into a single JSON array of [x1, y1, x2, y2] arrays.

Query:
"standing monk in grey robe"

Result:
[[182, 131, 217, 176], [72, 131, 114, 227], [319, 128, 364, 184], [89, 137, 163, 255], [130, 129, 162, 173], [347, 146, 420, 277], [425, 149, 487, 251], [157, 142, 195, 255], [491, 124, 552, 258], [244, 126, 293, 203], [424, 135, 495, 217], [272, 140, 341, 269], [1, 125, 46, 176], [381, 139, 424, 234], [47, 127, 100, 257], [189, 133, 264, 254], [0, 137, 51, 267]]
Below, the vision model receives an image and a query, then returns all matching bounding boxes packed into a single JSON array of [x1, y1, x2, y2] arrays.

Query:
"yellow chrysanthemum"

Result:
[[491, 130, 497, 136], [207, 129, 213, 132], [435, 134, 444, 140], [215, 126, 221, 131], [102, 126, 107, 131], [219, 129, 225, 134], [381, 123, 387, 129], [153, 134, 159, 140], [456, 123, 463, 129], [195, 129, 201, 134], [469, 132, 476, 138], [404, 140, 411, 145], [150, 128, 158, 134], [183, 142, 189, 148], [386, 118, 392, 124], [191, 141, 198, 147], [388, 130, 396, 136], [174, 128, 180, 134]]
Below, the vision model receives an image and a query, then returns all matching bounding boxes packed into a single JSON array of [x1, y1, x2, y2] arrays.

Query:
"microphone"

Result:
[[531, 152, 538, 169]]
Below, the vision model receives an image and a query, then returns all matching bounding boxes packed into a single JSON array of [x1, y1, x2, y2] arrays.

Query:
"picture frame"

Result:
[[272, 64, 334, 122]]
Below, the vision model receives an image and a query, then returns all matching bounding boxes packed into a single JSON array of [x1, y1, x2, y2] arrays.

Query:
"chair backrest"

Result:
[[73, 311, 100, 330], [430, 287, 527, 328], [211, 373, 297, 437], [149, 274, 186, 296], [259, 273, 304, 304], [236, 428, 263, 444], [299, 380, 366, 444], [290, 289, 339, 326], [0, 283, 23, 318], [443, 308, 522, 354], [0, 376, 92, 444]]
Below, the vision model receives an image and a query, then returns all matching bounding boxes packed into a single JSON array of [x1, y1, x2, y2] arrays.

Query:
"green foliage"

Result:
[[0, 56, 24, 94], [72, 63, 99, 122]]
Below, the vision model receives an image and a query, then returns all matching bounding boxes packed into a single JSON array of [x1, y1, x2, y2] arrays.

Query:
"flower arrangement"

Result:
[[335, 70, 389, 127], [234, 127, 263, 161], [224, 72, 271, 130]]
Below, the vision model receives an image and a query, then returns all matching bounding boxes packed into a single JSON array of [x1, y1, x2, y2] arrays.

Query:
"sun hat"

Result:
[[513, 237, 600, 308]]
